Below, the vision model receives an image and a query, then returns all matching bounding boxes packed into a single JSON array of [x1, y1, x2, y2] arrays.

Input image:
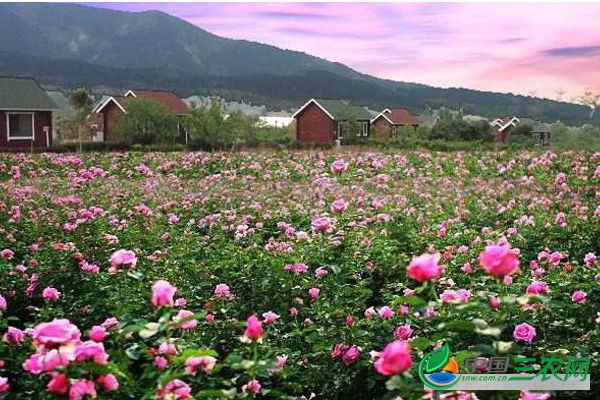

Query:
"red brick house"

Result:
[[90, 89, 188, 142], [371, 108, 419, 138], [292, 99, 372, 144], [0, 77, 58, 150], [490, 116, 519, 142]]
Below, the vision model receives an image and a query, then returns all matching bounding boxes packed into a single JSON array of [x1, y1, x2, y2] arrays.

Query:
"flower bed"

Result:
[[0, 149, 599, 399]]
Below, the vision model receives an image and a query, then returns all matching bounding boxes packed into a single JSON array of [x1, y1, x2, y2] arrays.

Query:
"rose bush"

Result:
[[0, 149, 599, 399]]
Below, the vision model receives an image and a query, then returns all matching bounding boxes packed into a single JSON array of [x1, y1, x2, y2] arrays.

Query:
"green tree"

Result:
[[336, 108, 362, 143], [115, 98, 179, 145], [185, 98, 258, 150], [69, 88, 93, 153], [550, 121, 569, 139], [186, 98, 229, 149], [429, 119, 491, 141]]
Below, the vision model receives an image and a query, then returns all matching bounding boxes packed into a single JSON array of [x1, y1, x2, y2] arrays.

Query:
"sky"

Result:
[[89, 2, 600, 101]]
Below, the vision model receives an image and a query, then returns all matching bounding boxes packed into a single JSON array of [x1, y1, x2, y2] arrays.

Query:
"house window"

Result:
[[360, 121, 369, 137], [392, 126, 398, 138], [7, 113, 34, 140]]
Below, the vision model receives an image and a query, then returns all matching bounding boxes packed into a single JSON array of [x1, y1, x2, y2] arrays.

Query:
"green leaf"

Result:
[[386, 375, 404, 391], [425, 343, 450, 373]]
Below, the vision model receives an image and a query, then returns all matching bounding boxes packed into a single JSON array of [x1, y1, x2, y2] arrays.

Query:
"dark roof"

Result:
[[314, 99, 372, 120], [46, 91, 71, 110], [378, 108, 419, 125], [517, 118, 550, 132], [127, 90, 188, 114], [0, 77, 58, 110]]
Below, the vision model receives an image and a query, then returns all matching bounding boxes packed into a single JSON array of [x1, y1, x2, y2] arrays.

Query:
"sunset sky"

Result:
[[89, 2, 600, 101]]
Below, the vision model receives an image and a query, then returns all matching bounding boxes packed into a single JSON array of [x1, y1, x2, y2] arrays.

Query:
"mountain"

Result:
[[0, 2, 596, 125]]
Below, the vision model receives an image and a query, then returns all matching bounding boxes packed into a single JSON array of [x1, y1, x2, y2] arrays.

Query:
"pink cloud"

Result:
[[89, 2, 600, 100]]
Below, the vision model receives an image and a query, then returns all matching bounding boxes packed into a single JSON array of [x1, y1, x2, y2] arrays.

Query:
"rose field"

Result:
[[1, 149, 600, 400]]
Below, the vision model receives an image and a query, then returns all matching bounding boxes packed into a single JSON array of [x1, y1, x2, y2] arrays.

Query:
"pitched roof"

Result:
[[373, 108, 419, 125], [0, 77, 58, 110], [125, 90, 188, 114], [317, 99, 372, 120], [491, 116, 519, 131], [292, 98, 371, 120], [517, 118, 550, 132], [94, 96, 127, 113], [46, 91, 72, 110]]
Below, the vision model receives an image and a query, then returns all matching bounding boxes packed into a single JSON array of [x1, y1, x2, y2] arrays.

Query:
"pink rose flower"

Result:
[[513, 323, 536, 344], [489, 296, 500, 309], [244, 315, 263, 341], [97, 374, 119, 392], [584, 252, 597, 266], [242, 379, 261, 395], [345, 315, 355, 327], [151, 280, 176, 307], [185, 356, 216, 375], [69, 378, 97, 400], [262, 311, 280, 324], [154, 356, 168, 369], [378, 306, 394, 319], [159, 342, 178, 355], [0, 377, 8, 393], [42, 287, 61, 302], [330, 159, 348, 174], [109, 249, 137, 272], [213, 283, 234, 300], [406, 253, 445, 282], [526, 281, 549, 295], [0, 294, 7, 311], [331, 199, 348, 213], [88, 326, 107, 342], [311, 216, 333, 233], [571, 290, 587, 304], [342, 345, 361, 366], [3, 326, 25, 345], [479, 243, 520, 277], [1, 249, 14, 259], [519, 390, 552, 400], [364, 306, 376, 318], [157, 379, 192, 400], [74, 341, 109, 364], [33, 319, 81, 347], [308, 287, 320, 300], [373, 340, 412, 376], [394, 325, 414, 340], [174, 310, 198, 330], [47, 373, 68, 395]]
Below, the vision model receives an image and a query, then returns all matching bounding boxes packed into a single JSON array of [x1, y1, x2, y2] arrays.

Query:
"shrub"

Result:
[[115, 98, 179, 145]]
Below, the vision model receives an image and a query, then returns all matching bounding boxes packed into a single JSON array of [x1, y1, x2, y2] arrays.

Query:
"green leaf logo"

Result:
[[425, 343, 450, 373]]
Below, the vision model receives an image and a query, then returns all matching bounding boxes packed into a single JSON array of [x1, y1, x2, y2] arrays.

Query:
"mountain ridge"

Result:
[[0, 2, 596, 124]]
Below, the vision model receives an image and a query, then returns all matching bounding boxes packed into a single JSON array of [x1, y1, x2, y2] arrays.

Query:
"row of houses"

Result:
[[0, 76, 550, 150], [292, 98, 553, 145], [292, 98, 420, 144], [491, 116, 551, 145]]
